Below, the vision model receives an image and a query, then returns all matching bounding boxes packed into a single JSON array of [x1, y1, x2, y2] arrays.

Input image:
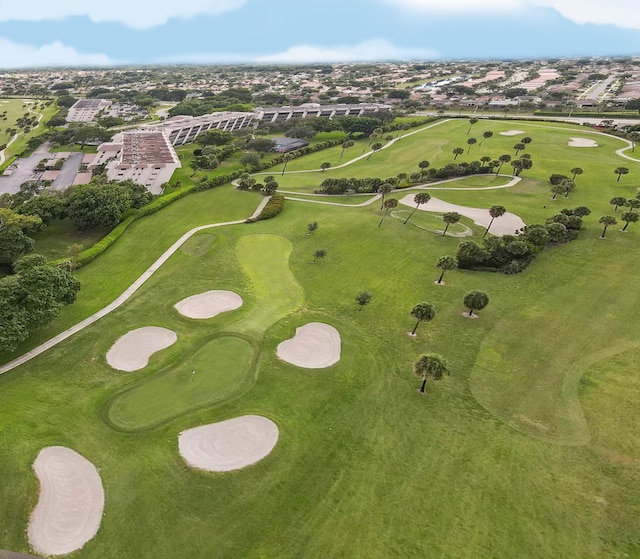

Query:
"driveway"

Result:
[[52, 152, 83, 190]]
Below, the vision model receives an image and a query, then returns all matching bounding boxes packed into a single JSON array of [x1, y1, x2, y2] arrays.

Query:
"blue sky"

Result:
[[0, 0, 638, 68]]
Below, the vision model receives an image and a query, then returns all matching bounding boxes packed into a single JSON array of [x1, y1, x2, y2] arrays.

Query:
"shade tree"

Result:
[[356, 291, 372, 312], [599, 215, 617, 238], [413, 353, 449, 394], [409, 303, 436, 336], [435, 255, 458, 284], [621, 212, 639, 231], [463, 291, 490, 317]]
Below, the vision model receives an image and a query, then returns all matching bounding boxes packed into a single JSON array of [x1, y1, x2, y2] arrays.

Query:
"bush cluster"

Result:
[[252, 194, 285, 221]]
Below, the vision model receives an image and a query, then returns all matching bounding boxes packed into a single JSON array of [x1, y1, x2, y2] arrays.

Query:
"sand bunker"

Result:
[[276, 322, 341, 369], [179, 415, 279, 472], [174, 290, 243, 319], [499, 130, 525, 136], [399, 195, 525, 236], [568, 137, 598, 148], [28, 447, 104, 557], [106, 326, 177, 372]]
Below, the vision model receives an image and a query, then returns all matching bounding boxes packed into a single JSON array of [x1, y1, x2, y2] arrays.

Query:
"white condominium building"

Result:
[[66, 99, 112, 122], [253, 103, 392, 123]]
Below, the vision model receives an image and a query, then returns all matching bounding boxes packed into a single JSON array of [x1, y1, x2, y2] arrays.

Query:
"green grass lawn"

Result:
[[1, 118, 640, 558]]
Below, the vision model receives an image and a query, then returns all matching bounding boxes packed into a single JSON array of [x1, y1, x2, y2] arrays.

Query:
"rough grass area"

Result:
[[1, 118, 640, 558]]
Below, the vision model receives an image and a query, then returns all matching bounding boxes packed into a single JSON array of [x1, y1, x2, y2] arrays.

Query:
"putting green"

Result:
[[107, 335, 256, 431], [232, 234, 304, 336]]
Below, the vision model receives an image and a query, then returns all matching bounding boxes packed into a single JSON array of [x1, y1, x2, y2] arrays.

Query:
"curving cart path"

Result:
[[0, 197, 270, 376]]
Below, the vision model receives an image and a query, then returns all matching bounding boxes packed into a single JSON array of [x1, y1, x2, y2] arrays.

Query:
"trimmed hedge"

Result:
[[252, 194, 285, 221]]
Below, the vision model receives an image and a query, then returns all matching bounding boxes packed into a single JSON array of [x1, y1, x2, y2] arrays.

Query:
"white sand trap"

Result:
[[568, 137, 599, 148], [174, 290, 243, 319], [106, 326, 177, 372], [499, 130, 525, 136], [28, 447, 104, 557], [179, 415, 279, 472], [276, 322, 341, 369], [399, 195, 526, 236]]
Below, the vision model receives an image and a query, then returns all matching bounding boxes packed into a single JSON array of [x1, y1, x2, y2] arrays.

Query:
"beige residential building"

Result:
[[94, 131, 180, 194]]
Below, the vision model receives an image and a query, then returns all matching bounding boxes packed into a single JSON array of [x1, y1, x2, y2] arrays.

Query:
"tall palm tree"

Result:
[[467, 137, 477, 154], [404, 192, 431, 224], [599, 215, 617, 238], [521, 136, 533, 145], [496, 154, 511, 174], [413, 353, 449, 394], [484, 205, 506, 237], [378, 183, 393, 210], [550, 183, 566, 200], [356, 291, 372, 312], [610, 196, 627, 211], [614, 167, 629, 182], [510, 159, 524, 176], [281, 152, 294, 175], [363, 133, 379, 153], [442, 212, 461, 236], [409, 302, 436, 336], [570, 167, 583, 181], [479, 131, 493, 146], [378, 198, 398, 227], [452, 147, 464, 160], [463, 291, 489, 317], [621, 211, 639, 231], [561, 178, 575, 198], [367, 142, 383, 160], [480, 155, 492, 167], [626, 198, 640, 211], [320, 162, 331, 172], [467, 117, 479, 135], [513, 143, 525, 156], [436, 255, 458, 284], [339, 140, 355, 161]]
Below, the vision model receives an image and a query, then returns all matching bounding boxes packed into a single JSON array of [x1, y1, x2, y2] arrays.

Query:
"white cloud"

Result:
[[0, 0, 245, 29], [0, 37, 116, 69], [256, 40, 437, 63], [530, 0, 640, 31], [383, 0, 640, 29], [158, 40, 437, 65]]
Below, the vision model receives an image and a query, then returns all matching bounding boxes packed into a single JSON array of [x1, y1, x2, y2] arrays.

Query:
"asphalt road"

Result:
[[52, 152, 83, 190]]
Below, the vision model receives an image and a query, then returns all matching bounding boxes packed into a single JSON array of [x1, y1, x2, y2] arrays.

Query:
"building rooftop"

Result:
[[71, 99, 109, 110], [119, 132, 178, 167]]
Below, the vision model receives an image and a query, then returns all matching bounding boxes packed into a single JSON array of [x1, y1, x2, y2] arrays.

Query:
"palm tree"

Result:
[[561, 178, 575, 198], [452, 147, 464, 160], [378, 198, 398, 227], [281, 152, 294, 175], [521, 136, 533, 145], [377, 183, 393, 210], [466, 117, 479, 135], [396, 122, 410, 138], [614, 167, 629, 182], [418, 160, 430, 172], [496, 154, 511, 174], [550, 183, 566, 200], [463, 291, 489, 317], [413, 353, 449, 394], [483, 205, 506, 237], [467, 137, 477, 154], [306, 221, 318, 235], [513, 143, 525, 156], [510, 159, 524, 176], [409, 303, 436, 335], [480, 155, 492, 167], [441, 212, 461, 236], [356, 291, 372, 312], [320, 162, 331, 173], [339, 140, 355, 161], [610, 196, 627, 211], [479, 131, 493, 146], [312, 249, 326, 263], [404, 192, 431, 224], [621, 211, 639, 231], [436, 255, 458, 284], [599, 215, 617, 238], [626, 198, 640, 211], [367, 142, 383, 160], [363, 132, 379, 153], [570, 167, 583, 181]]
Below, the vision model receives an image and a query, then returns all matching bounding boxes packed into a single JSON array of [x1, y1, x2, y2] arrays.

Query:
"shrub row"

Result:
[[251, 194, 285, 221]]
